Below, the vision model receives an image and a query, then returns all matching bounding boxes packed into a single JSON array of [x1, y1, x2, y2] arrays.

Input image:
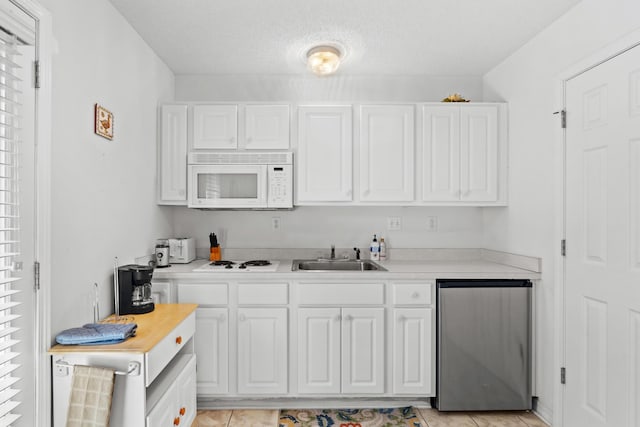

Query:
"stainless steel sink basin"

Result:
[[292, 259, 387, 272]]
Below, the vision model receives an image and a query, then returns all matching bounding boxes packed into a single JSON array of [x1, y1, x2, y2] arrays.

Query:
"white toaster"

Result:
[[168, 238, 196, 264]]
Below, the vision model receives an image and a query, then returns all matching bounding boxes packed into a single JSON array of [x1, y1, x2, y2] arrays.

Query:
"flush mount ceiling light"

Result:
[[307, 45, 342, 76]]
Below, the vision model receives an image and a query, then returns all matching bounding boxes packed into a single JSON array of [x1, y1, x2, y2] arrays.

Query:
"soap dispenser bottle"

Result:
[[370, 234, 380, 261]]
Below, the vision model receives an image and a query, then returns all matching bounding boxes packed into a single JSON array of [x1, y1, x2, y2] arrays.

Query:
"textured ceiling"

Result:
[[108, 0, 582, 76]]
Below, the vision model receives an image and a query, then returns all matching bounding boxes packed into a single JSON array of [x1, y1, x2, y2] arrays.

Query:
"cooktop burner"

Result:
[[193, 259, 279, 273]]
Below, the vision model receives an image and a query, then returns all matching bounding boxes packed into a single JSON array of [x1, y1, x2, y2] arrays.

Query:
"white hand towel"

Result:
[[66, 365, 115, 427]]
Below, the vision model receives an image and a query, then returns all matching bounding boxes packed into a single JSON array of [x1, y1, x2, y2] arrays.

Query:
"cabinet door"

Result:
[[460, 106, 498, 201], [237, 308, 288, 394], [298, 308, 341, 394], [177, 356, 197, 427], [194, 308, 228, 395], [244, 105, 290, 149], [393, 308, 433, 395], [421, 106, 460, 201], [146, 381, 178, 427], [297, 106, 353, 202], [341, 307, 385, 394], [193, 105, 238, 149], [159, 105, 188, 205], [359, 105, 414, 202]]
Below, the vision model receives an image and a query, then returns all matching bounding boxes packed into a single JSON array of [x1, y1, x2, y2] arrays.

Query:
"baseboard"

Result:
[[197, 397, 433, 410], [533, 398, 553, 426]]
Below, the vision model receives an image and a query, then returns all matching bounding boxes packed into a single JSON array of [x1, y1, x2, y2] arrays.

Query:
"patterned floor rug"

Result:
[[279, 407, 422, 427]]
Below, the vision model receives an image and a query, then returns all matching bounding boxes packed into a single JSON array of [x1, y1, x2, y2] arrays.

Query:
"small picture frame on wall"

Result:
[[94, 104, 113, 140]]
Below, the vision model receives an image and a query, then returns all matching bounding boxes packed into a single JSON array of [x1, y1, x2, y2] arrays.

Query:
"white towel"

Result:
[[66, 365, 115, 427]]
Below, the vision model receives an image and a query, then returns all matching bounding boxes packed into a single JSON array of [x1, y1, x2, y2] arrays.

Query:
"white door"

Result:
[[341, 307, 385, 394], [244, 104, 289, 149], [359, 105, 414, 202], [393, 308, 433, 395], [158, 104, 188, 204], [460, 106, 498, 201], [298, 308, 341, 394], [565, 44, 640, 427], [194, 308, 228, 394], [421, 105, 460, 201], [237, 308, 288, 394], [192, 105, 238, 149], [297, 106, 353, 202], [146, 381, 178, 427]]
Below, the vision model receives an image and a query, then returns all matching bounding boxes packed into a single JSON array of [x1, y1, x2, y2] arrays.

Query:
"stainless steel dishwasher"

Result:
[[435, 279, 532, 411]]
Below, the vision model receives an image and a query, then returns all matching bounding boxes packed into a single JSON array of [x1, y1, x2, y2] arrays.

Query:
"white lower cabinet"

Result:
[[146, 355, 196, 427], [393, 308, 433, 394], [342, 307, 385, 394], [298, 307, 385, 394], [237, 307, 288, 394], [194, 308, 229, 394], [297, 308, 342, 394]]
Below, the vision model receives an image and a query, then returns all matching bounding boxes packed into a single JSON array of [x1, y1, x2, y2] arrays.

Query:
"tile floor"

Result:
[[191, 408, 550, 427]]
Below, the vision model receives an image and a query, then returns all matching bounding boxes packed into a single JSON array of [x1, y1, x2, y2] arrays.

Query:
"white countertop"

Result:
[[152, 258, 540, 280]]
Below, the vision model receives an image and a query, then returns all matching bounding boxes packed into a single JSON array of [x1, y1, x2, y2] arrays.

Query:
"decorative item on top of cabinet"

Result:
[[297, 105, 353, 203], [359, 105, 415, 202], [158, 104, 188, 205], [421, 103, 506, 204]]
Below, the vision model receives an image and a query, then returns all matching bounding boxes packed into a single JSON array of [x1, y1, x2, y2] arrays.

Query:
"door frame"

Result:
[[554, 28, 640, 427], [7, 0, 52, 426]]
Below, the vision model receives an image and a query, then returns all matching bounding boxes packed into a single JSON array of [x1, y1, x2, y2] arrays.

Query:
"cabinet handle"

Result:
[[239, 314, 246, 322], [334, 315, 341, 322], [175, 336, 182, 345], [412, 292, 420, 299], [219, 313, 226, 322], [399, 315, 406, 322], [230, 136, 236, 144], [362, 190, 370, 197], [344, 315, 353, 321], [174, 417, 180, 425], [247, 137, 253, 144], [180, 407, 186, 416]]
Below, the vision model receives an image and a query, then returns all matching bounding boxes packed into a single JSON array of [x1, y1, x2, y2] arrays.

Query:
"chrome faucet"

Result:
[[330, 245, 336, 260], [353, 247, 361, 260]]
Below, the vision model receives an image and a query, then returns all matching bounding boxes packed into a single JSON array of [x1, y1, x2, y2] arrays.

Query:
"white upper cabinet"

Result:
[[158, 105, 188, 205], [421, 105, 460, 201], [359, 105, 415, 202], [297, 106, 353, 202], [460, 106, 499, 201], [243, 105, 290, 149], [192, 105, 238, 150], [421, 103, 504, 203]]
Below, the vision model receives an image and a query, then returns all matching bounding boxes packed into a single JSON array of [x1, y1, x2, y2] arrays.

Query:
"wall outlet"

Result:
[[387, 216, 402, 231], [426, 216, 438, 232], [271, 217, 281, 231]]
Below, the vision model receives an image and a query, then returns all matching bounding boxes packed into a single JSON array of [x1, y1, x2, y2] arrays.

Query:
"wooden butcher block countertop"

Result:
[[49, 303, 197, 354]]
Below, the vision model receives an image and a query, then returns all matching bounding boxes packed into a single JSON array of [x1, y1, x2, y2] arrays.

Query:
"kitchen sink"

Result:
[[291, 259, 387, 272]]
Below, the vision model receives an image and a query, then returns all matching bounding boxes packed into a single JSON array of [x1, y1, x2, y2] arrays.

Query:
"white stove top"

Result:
[[192, 260, 280, 273]]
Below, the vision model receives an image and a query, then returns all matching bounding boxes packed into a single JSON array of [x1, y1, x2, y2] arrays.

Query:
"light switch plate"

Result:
[[387, 217, 402, 231]]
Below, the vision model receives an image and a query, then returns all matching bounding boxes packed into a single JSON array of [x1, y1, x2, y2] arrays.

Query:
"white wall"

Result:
[[39, 0, 175, 339], [482, 0, 640, 422], [173, 206, 485, 253], [174, 74, 485, 250]]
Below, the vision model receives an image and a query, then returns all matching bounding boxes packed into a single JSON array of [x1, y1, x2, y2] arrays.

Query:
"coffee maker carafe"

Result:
[[117, 264, 155, 315]]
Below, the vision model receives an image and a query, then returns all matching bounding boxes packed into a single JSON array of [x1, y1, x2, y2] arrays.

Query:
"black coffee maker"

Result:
[[117, 264, 155, 315]]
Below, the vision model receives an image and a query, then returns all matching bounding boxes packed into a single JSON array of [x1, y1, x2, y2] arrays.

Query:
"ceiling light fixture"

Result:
[[307, 45, 341, 76]]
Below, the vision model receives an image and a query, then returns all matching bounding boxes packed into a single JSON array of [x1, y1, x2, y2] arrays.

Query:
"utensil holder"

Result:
[[209, 246, 221, 261]]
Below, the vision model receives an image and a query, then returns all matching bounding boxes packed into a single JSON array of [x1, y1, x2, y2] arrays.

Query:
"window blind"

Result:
[[0, 30, 23, 426]]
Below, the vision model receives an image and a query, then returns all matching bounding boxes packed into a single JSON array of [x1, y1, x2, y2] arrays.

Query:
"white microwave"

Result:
[[187, 152, 293, 209]]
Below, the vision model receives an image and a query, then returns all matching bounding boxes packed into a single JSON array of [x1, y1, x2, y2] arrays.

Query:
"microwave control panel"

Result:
[[267, 164, 293, 208]]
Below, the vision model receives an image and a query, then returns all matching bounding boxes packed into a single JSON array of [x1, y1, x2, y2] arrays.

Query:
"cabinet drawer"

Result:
[[393, 283, 433, 305], [178, 283, 228, 305], [238, 283, 288, 305], [298, 283, 385, 305], [145, 312, 195, 386]]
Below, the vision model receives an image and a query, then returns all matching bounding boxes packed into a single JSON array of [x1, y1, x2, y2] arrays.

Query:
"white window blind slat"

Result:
[[0, 26, 23, 426]]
